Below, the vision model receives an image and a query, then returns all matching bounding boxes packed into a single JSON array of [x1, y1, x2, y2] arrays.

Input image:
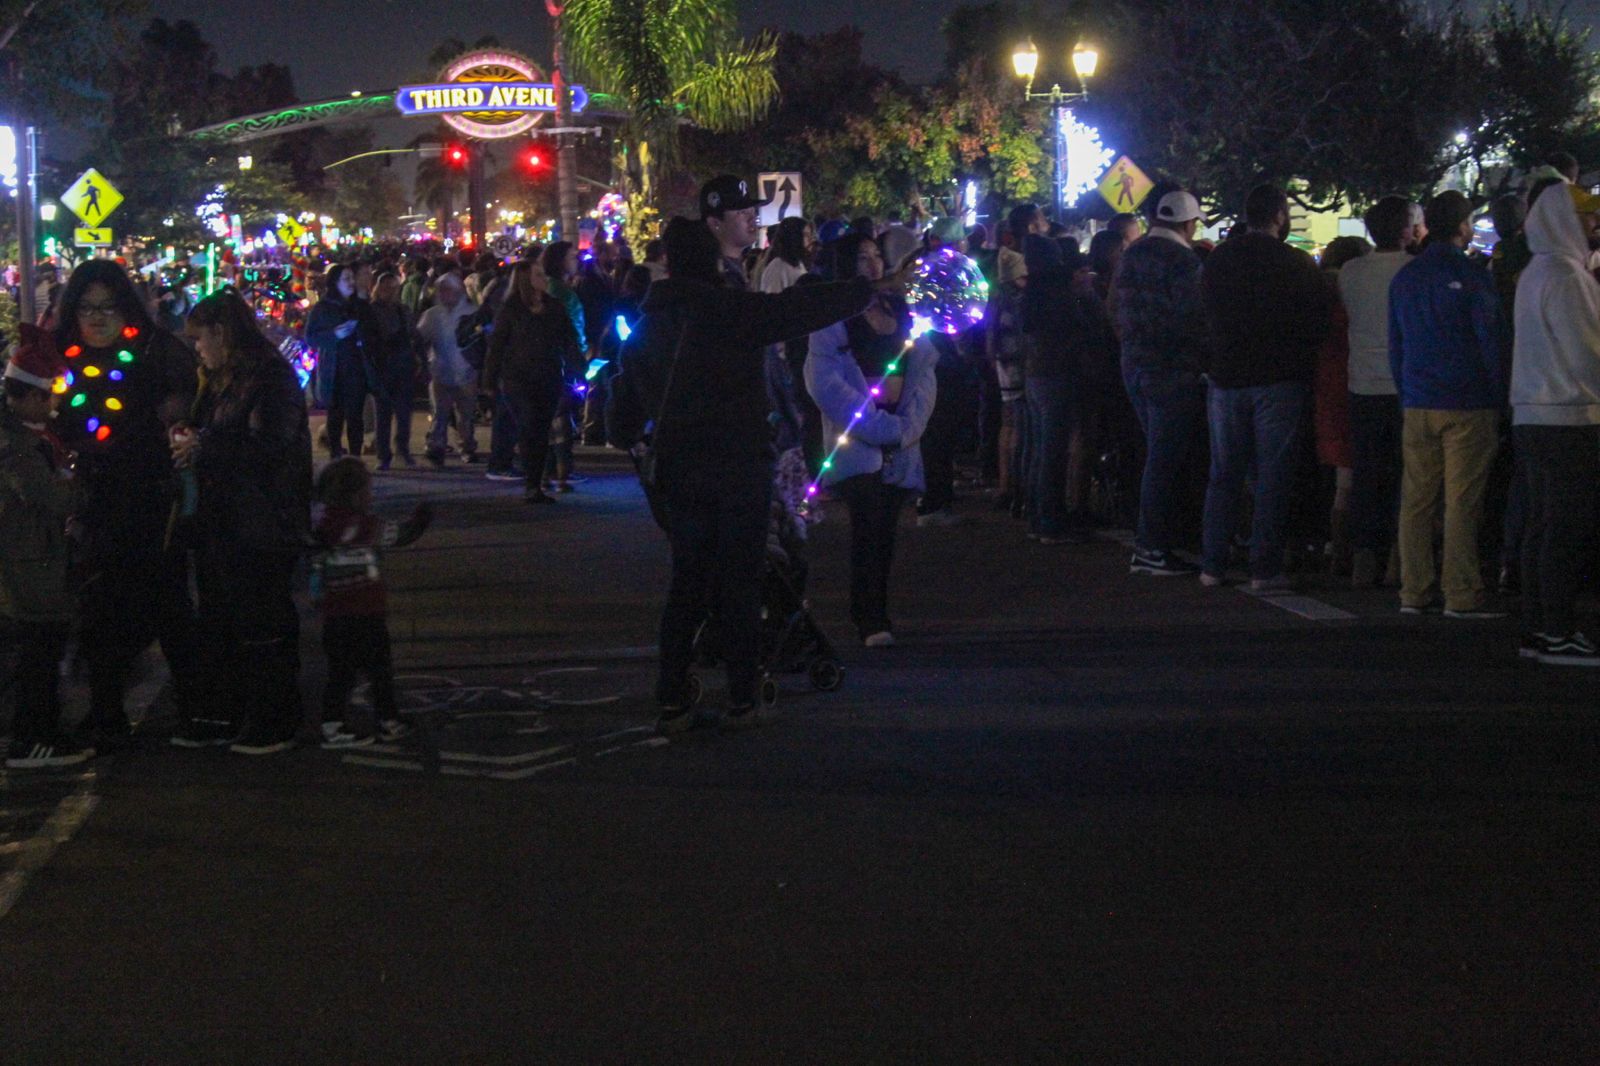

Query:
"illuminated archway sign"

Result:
[[395, 50, 590, 139]]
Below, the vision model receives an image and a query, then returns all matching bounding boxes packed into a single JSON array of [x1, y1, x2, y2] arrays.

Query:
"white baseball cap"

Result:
[[1155, 191, 1203, 224]]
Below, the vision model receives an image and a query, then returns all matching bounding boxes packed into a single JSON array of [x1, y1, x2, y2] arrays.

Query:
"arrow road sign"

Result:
[[757, 172, 803, 229], [74, 227, 113, 246]]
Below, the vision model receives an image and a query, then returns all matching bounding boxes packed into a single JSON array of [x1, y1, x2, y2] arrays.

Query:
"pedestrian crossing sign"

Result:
[[73, 227, 113, 247], [61, 168, 123, 226], [277, 217, 307, 246], [1098, 155, 1152, 213]]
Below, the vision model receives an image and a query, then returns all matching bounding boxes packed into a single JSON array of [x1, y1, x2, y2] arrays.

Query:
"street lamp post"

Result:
[[1012, 41, 1100, 220]]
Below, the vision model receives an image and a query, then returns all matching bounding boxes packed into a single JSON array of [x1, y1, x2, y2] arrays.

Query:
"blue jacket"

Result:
[[1388, 242, 1502, 410]]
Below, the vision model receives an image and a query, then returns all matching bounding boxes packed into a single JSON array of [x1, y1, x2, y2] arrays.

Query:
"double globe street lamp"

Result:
[[1012, 40, 1101, 220]]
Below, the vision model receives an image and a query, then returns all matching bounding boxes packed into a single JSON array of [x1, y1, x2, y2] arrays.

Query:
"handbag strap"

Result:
[[647, 317, 690, 452]]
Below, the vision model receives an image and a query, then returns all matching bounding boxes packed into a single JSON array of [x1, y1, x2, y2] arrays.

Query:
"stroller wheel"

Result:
[[809, 659, 845, 692], [687, 673, 705, 707], [759, 675, 780, 707]]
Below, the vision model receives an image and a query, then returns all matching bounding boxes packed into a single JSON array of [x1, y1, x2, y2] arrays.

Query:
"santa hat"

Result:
[[4, 323, 68, 391]]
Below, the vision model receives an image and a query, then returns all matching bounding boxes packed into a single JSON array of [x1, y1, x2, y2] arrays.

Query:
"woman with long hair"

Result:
[[174, 291, 313, 754], [804, 232, 937, 647], [481, 258, 579, 504], [306, 263, 376, 459], [53, 258, 204, 746], [757, 216, 813, 294]]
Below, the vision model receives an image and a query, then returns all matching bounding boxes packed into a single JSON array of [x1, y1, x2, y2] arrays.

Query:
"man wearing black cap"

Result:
[[700, 174, 768, 290], [625, 216, 901, 733]]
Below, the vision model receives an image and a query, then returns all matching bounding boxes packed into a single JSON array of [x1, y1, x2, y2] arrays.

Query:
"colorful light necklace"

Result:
[[60, 323, 142, 444]]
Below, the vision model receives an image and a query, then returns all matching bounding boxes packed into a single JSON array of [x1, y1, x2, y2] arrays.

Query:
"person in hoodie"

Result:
[[1509, 180, 1600, 666], [1388, 190, 1504, 619], [805, 231, 936, 647], [625, 217, 887, 734]]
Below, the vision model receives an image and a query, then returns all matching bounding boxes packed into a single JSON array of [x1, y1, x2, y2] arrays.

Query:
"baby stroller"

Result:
[[689, 502, 846, 706]]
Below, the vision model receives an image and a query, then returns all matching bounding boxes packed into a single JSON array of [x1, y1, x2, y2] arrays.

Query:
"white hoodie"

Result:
[[1512, 186, 1600, 425]]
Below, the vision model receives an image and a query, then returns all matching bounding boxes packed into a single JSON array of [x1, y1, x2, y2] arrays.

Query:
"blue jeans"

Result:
[[1201, 380, 1309, 580], [1123, 364, 1205, 554], [1025, 374, 1075, 537]]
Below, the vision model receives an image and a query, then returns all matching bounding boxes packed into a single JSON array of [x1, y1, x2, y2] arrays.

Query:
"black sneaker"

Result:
[[1129, 550, 1197, 576], [424, 451, 446, 469], [1536, 632, 1600, 667], [170, 719, 236, 748], [6, 739, 94, 769], [525, 489, 557, 504]]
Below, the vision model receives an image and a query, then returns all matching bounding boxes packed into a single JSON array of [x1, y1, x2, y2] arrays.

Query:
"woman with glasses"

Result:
[[53, 259, 203, 747]]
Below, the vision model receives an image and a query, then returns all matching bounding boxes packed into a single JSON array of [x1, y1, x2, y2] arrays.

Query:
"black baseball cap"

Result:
[[699, 175, 769, 218]]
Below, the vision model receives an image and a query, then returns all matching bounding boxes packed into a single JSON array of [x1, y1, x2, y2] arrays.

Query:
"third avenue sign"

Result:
[[396, 50, 589, 140]]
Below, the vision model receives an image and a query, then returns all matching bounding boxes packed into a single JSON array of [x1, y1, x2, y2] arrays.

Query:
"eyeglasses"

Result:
[[78, 302, 123, 318]]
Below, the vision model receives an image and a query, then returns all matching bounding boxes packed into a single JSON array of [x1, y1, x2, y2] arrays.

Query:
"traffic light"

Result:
[[520, 143, 548, 177], [444, 143, 468, 168]]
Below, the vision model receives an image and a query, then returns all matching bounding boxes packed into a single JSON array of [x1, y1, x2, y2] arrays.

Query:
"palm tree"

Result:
[[563, 0, 778, 210]]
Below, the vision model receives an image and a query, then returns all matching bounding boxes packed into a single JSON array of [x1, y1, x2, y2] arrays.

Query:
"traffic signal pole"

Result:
[[468, 144, 487, 251]]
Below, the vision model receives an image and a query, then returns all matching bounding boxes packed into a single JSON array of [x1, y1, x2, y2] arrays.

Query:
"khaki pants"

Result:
[[1398, 408, 1499, 611]]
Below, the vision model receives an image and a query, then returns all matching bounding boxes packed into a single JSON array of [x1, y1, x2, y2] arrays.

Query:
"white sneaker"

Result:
[[915, 510, 960, 528], [863, 631, 896, 648]]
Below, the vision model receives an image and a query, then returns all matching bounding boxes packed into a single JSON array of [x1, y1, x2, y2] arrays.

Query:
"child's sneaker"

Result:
[[377, 718, 413, 742]]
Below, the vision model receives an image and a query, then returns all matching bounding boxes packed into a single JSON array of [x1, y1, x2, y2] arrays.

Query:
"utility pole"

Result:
[[548, 0, 579, 242], [16, 125, 38, 323]]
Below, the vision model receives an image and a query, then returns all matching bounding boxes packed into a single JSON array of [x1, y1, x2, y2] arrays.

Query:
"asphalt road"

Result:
[[3, 445, 1599, 1063]]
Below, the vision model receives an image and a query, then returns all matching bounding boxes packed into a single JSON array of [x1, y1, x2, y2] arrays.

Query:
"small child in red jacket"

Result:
[[312, 457, 432, 748]]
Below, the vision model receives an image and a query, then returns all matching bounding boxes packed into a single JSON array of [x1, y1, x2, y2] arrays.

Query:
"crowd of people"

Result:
[[4, 155, 1600, 765]]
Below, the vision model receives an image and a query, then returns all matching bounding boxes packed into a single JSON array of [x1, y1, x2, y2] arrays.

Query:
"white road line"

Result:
[[489, 758, 579, 780], [426, 745, 572, 767], [449, 709, 547, 721], [0, 784, 100, 920], [544, 696, 623, 707], [595, 737, 670, 758], [343, 754, 424, 771], [529, 667, 600, 678], [513, 726, 553, 735], [1243, 590, 1356, 621], [592, 725, 653, 743]]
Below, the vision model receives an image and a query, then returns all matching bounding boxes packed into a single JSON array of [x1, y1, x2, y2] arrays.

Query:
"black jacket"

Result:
[[482, 294, 579, 395], [628, 275, 874, 478], [193, 351, 312, 554], [1200, 231, 1331, 387]]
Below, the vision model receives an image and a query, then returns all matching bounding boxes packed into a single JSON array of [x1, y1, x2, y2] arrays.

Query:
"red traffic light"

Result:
[[527, 151, 542, 168], [444, 144, 468, 167]]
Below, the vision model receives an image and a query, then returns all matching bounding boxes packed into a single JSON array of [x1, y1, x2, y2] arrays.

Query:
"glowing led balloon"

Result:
[[82, 364, 101, 378], [109, 371, 123, 381], [105, 397, 123, 411], [64, 345, 82, 359], [905, 248, 990, 336], [121, 326, 140, 340], [116, 350, 134, 363], [96, 425, 111, 442], [70, 394, 86, 407], [86, 418, 99, 432]]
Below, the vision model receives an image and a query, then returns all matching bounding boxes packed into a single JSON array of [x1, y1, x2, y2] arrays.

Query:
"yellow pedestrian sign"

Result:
[[61, 168, 123, 226], [277, 218, 306, 246], [74, 227, 113, 247], [1098, 155, 1153, 213]]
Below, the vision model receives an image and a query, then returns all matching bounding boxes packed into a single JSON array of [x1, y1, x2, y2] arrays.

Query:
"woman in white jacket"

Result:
[[1510, 180, 1600, 665], [805, 233, 937, 648]]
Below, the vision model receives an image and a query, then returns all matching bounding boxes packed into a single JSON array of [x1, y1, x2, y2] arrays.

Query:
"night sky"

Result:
[[151, 0, 974, 102]]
